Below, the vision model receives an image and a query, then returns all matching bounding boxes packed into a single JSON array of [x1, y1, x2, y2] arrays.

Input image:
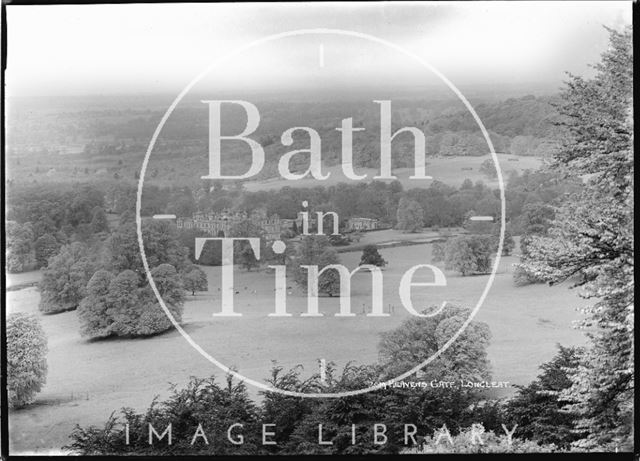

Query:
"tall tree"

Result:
[[79, 265, 185, 339], [396, 197, 424, 233], [504, 345, 584, 448], [34, 233, 61, 268], [6, 221, 35, 273], [7, 313, 48, 408], [39, 242, 96, 314], [522, 27, 633, 449], [181, 266, 208, 295], [444, 235, 494, 276], [106, 221, 190, 277], [293, 235, 341, 296], [90, 206, 109, 234]]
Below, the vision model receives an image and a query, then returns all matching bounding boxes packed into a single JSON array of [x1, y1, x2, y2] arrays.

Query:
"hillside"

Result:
[[6, 94, 556, 189]]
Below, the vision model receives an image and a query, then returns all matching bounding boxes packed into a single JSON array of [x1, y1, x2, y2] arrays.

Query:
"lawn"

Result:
[[6, 242, 588, 454]]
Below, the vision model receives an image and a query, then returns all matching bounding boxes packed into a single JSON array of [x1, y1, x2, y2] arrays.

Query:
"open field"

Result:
[[6, 270, 43, 291], [7, 242, 588, 454], [340, 228, 464, 252], [244, 154, 543, 191], [7, 152, 541, 192]]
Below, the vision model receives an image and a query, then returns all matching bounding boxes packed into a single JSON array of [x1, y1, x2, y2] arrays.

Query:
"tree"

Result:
[[479, 159, 497, 179], [65, 376, 263, 455], [39, 242, 96, 314], [504, 345, 584, 449], [7, 313, 48, 408], [315, 248, 341, 296], [492, 223, 515, 256], [178, 228, 222, 266], [166, 191, 196, 218], [181, 266, 208, 295], [510, 135, 537, 156], [521, 27, 633, 449], [34, 233, 61, 268], [460, 178, 474, 190], [444, 235, 494, 276], [106, 221, 190, 276], [517, 203, 555, 238], [90, 206, 109, 234], [66, 184, 105, 226], [229, 219, 266, 271], [359, 245, 387, 267], [328, 233, 350, 246], [6, 220, 35, 273], [293, 235, 342, 296], [396, 197, 424, 233], [118, 208, 135, 225], [78, 265, 185, 339], [404, 425, 557, 454], [147, 263, 186, 309], [379, 304, 492, 382], [238, 244, 259, 271], [432, 242, 445, 262], [77, 270, 115, 338]]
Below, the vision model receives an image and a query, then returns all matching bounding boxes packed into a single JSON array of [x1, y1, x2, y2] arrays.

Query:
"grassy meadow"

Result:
[[244, 154, 543, 191], [7, 239, 588, 453]]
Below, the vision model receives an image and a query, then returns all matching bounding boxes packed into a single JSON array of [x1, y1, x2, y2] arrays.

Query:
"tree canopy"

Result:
[[521, 27, 633, 450]]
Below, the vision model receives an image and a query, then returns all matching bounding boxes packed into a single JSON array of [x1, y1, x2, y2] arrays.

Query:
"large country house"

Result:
[[176, 209, 295, 241]]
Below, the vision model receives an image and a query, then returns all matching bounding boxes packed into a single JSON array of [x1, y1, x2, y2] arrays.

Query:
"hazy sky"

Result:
[[5, 2, 632, 97]]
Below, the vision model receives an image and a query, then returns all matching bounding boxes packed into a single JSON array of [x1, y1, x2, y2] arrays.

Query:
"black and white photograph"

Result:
[[1, 1, 634, 456]]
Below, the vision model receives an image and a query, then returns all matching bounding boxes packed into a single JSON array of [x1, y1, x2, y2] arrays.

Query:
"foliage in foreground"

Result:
[[504, 345, 585, 448], [402, 424, 558, 453], [521, 26, 633, 449], [65, 377, 263, 455]]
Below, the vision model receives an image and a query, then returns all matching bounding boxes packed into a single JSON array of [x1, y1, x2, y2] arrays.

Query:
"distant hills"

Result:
[[5, 93, 557, 188]]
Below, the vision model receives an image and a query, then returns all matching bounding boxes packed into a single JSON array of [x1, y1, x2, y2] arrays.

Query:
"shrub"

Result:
[[512, 264, 545, 286], [7, 313, 48, 408]]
